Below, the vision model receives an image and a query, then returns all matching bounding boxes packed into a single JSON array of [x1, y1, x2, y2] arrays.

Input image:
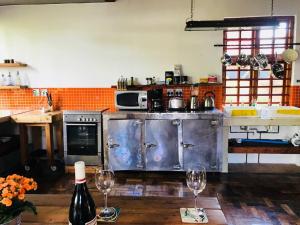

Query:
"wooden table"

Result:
[[23, 194, 227, 224], [11, 110, 63, 170]]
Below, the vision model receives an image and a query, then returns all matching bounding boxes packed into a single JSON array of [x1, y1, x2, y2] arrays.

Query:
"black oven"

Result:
[[66, 123, 98, 155], [63, 111, 102, 165]]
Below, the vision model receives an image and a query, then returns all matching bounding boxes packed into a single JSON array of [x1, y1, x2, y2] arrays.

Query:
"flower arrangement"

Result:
[[0, 174, 37, 224]]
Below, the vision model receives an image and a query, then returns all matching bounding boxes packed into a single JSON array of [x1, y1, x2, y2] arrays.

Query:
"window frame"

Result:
[[222, 16, 294, 106]]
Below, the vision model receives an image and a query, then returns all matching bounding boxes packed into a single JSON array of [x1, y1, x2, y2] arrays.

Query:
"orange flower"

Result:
[[1, 198, 12, 207], [18, 193, 25, 200], [0, 177, 5, 183], [1, 187, 13, 199]]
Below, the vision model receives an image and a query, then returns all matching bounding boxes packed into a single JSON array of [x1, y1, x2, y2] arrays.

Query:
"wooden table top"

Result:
[[23, 194, 227, 225], [0, 109, 33, 123], [11, 110, 62, 124]]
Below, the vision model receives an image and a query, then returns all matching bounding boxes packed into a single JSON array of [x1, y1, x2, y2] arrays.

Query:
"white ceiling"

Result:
[[0, 0, 115, 6]]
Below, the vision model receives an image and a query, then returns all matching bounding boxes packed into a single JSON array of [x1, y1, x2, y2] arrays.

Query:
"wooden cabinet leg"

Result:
[[19, 124, 28, 166], [45, 124, 54, 166], [55, 121, 63, 158], [32, 126, 42, 151]]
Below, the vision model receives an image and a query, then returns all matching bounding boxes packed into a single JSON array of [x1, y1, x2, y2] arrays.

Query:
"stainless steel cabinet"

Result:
[[182, 119, 220, 171], [103, 112, 223, 172], [145, 120, 181, 171], [107, 119, 143, 170]]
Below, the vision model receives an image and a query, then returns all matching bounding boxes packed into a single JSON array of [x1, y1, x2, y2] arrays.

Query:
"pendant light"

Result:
[[185, 0, 280, 31]]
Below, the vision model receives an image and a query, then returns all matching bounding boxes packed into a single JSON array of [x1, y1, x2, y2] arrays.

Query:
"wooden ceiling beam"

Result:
[[0, 0, 115, 6]]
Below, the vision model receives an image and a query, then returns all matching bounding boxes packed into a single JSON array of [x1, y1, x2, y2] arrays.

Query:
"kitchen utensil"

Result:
[[174, 76, 180, 84], [190, 96, 199, 111], [179, 75, 189, 84], [203, 91, 215, 110], [282, 48, 299, 63], [249, 56, 260, 70], [220, 53, 232, 66], [151, 99, 163, 112], [168, 97, 185, 110], [165, 71, 174, 85], [208, 75, 217, 83], [291, 132, 300, 147], [236, 54, 250, 67], [46, 92, 52, 107], [272, 54, 284, 79], [256, 53, 268, 69]]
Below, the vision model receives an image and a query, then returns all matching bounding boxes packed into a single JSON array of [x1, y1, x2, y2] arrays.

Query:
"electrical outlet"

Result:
[[32, 89, 40, 96], [175, 89, 183, 97], [40, 89, 48, 96], [167, 89, 174, 97]]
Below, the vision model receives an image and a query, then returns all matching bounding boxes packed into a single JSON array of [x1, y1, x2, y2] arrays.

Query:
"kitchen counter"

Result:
[[0, 109, 33, 123], [11, 110, 62, 123], [224, 116, 300, 126], [103, 109, 223, 120]]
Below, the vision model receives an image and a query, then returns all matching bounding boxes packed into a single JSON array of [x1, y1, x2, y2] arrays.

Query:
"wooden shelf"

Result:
[[0, 63, 27, 67], [112, 83, 222, 89], [0, 86, 28, 89], [229, 145, 300, 154]]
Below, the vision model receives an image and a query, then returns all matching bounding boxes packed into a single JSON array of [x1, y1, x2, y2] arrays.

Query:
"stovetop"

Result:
[[63, 108, 109, 123], [63, 108, 109, 115]]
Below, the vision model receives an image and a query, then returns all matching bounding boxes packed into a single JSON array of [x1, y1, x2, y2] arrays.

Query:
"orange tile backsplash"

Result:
[[1, 84, 297, 112], [0, 88, 116, 112], [289, 85, 300, 107]]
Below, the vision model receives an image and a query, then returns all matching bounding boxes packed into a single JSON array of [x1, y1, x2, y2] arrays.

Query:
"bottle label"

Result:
[[68, 217, 97, 225], [75, 178, 86, 184]]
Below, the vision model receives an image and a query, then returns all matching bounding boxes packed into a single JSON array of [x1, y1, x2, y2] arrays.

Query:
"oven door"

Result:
[[65, 123, 98, 156]]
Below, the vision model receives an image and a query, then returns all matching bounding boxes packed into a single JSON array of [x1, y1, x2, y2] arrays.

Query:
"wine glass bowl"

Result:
[[95, 165, 116, 220], [186, 165, 207, 218]]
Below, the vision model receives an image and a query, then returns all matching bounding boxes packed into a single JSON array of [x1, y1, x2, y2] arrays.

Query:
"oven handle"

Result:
[[65, 123, 97, 126]]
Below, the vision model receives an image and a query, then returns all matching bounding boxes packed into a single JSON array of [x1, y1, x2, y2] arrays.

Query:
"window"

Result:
[[223, 16, 294, 106]]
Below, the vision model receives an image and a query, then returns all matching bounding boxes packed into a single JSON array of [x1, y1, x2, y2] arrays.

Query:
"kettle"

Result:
[[203, 91, 215, 110], [190, 96, 199, 110]]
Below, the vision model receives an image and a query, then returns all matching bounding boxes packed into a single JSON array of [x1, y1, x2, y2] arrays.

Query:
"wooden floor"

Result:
[[14, 163, 300, 225]]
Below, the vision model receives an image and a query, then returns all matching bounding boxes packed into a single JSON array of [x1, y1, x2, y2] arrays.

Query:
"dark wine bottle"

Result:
[[69, 161, 97, 225]]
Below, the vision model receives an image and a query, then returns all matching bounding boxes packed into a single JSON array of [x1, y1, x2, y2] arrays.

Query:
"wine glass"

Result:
[[95, 164, 116, 219], [186, 165, 206, 217]]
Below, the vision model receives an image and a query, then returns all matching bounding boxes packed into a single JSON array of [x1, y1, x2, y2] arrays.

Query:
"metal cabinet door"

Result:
[[107, 120, 143, 170], [182, 119, 219, 171], [145, 120, 181, 171]]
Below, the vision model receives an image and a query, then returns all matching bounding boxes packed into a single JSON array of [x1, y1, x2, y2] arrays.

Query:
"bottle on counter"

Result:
[[69, 161, 97, 225], [14, 71, 21, 86], [6, 72, 13, 86], [0, 74, 6, 86]]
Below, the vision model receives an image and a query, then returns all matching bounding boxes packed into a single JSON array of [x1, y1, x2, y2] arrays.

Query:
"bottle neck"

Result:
[[75, 178, 86, 184]]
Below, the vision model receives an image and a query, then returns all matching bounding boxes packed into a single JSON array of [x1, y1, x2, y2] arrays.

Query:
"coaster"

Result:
[[180, 208, 208, 224], [97, 207, 121, 223]]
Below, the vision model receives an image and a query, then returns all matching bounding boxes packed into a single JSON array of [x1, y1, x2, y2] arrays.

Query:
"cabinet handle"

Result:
[[136, 164, 144, 169], [182, 143, 195, 149], [145, 143, 157, 149], [134, 120, 143, 126], [172, 119, 181, 126], [108, 143, 120, 149], [173, 164, 182, 170], [210, 120, 219, 127]]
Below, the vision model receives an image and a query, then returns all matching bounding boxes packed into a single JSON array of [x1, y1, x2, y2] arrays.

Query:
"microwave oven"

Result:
[[115, 90, 148, 110]]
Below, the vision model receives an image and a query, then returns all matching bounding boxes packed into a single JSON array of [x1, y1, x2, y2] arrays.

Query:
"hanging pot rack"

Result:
[[214, 43, 300, 47]]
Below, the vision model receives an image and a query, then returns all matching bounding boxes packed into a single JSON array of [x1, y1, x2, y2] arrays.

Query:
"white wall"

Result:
[[0, 0, 299, 87]]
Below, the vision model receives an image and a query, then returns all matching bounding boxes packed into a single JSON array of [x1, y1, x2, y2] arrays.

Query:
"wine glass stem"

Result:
[[104, 193, 108, 209], [194, 194, 198, 212]]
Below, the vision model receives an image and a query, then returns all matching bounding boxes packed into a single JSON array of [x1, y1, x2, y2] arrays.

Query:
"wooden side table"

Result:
[[11, 110, 63, 171]]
